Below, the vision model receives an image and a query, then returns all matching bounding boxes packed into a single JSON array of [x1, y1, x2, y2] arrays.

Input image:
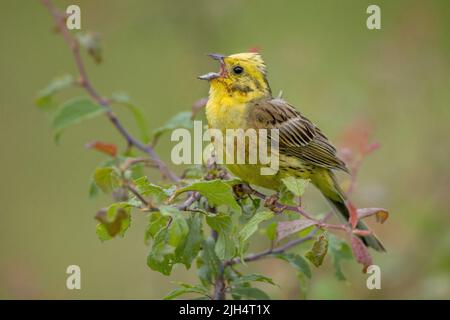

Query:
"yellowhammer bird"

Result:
[[199, 52, 385, 252]]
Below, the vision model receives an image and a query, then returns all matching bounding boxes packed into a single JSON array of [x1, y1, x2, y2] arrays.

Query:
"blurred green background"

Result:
[[1, 0, 449, 299]]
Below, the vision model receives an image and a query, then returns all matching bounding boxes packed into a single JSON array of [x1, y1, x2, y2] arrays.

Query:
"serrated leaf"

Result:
[[153, 111, 193, 141], [239, 196, 261, 219], [134, 176, 172, 203], [176, 180, 241, 213], [231, 287, 271, 300], [51, 97, 105, 142], [147, 207, 189, 276], [328, 234, 353, 281], [206, 214, 235, 260], [197, 238, 221, 286], [93, 167, 120, 193], [88, 158, 118, 198], [175, 214, 203, 268], [239, 211, 274, 242], [36, 74, 74, 110], [111, 93, 150, 143], [279, 183, 295, 206], [232, 274, 276, 286], [281, 177, 310, 197], [164, 283, 210, 300], [145, 212, 170, 242], [305, 233, 329, 267], [95, 203, 131, 241], [276, 253, 311, 278], [276, 219, 317, 241]]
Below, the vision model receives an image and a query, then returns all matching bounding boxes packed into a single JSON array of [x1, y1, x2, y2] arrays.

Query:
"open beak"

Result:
[[198, 72, 221, 81], [198, 53, 226, 81]]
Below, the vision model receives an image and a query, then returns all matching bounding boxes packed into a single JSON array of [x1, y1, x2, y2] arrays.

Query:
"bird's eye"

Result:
[[233, 66, 244, 74]]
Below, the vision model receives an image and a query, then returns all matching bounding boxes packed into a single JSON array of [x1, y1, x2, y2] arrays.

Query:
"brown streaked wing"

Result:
[[248, 98, 349, 172]]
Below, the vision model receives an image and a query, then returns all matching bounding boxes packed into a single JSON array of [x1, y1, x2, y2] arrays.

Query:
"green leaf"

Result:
[[51, 97, 105, 142], [231, 287, 271, 300], [111, 93, 150, 143], [239, 196, 261, 219], [232, 273, 276, 286], [175, 214, 203, 268], [88, 158, 117, 198], [279, 184, 295, 206], [276, 253, 311, 279], [164, 283, 210, 300], [239, 211, 274, 242], [206, 214, 235, 260], [153, 111, 193, 141], [145, 212, 170, 242], [89, 180, 100, 198], [134, 176, 172, 202], [305, 233, 329, 267], [176, 180, 241, 213], [328, 234, 353, 281], [147, 206, 189, 275], [95, 203, 132, 241], [281, 177, 310, 197], [265, 222, 278, 241], [93, 167, 120, 193], [36, 74, 75, 110], [197, 238, 221, 286]]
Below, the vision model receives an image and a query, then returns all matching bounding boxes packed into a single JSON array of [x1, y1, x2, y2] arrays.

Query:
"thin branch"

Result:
[[41, 0, 179, 182], [126, 184, 150, 207], [225, 212, 333, 266], [241, 184, 346, 228], [175, 192, 201, 211], [225, 229, 317, 266]]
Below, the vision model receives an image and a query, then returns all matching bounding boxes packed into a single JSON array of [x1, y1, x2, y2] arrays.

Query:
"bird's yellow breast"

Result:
[[205, 95, 282, 190], [205, 91, 249, 130]]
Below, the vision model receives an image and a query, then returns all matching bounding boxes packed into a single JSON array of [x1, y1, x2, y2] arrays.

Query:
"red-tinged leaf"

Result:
[[276, 219, 317, 241], [347, 201, 358, 229], [352, 229, 373, 237], [350, 236, 373, 272], [357, 208, 389, 224], [86, 141, 117, 157]]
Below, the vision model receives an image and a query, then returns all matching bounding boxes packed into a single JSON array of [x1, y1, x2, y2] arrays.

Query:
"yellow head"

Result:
[[199, 52, 272, 103]]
